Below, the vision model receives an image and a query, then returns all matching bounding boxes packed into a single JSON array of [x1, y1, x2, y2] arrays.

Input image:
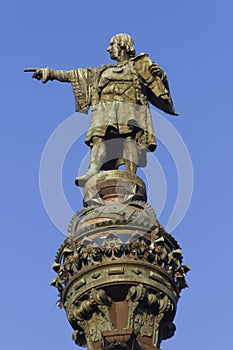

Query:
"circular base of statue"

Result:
[[82, 170, 147, 206]]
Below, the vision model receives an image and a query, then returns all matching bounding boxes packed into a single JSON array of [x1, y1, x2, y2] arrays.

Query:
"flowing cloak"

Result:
[[57, 54, 177, 168]]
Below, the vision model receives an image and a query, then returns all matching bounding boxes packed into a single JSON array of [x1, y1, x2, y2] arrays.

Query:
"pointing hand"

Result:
[[24, 67, 50, 83]]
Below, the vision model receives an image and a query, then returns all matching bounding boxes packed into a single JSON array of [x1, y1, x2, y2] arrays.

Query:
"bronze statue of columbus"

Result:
[[25, 33, 177, 186]]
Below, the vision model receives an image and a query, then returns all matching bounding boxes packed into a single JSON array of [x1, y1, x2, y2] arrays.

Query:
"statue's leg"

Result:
[[75, 137, 106, 186], [123, 136, 138, 175]]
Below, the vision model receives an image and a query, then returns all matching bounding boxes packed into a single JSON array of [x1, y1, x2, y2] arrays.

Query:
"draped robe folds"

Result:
[[50, 54, 176, 168]]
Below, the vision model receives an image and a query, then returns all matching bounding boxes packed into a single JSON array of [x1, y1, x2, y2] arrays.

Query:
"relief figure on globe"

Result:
[[25, 33, 177, 187]]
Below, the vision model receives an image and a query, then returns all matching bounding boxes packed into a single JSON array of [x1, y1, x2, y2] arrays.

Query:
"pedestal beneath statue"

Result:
[[51, 172, 189, 350], [83, 170, 147, 206]]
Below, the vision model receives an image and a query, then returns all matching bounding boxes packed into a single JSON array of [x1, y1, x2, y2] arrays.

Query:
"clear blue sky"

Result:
[[1, 1, 233, 349]]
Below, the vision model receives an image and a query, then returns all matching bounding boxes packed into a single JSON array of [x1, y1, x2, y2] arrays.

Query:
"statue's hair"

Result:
[[111, 33, 136, 57]]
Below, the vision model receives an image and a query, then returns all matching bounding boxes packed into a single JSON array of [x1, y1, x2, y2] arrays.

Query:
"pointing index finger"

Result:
[[24, 68, 39, 72]]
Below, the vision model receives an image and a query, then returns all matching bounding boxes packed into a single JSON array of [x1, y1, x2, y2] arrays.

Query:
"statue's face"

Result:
[[107, 38, 121, 60]]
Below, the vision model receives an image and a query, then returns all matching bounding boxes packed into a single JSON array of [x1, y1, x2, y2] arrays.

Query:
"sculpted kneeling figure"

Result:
[[25, 33, 177, 186]]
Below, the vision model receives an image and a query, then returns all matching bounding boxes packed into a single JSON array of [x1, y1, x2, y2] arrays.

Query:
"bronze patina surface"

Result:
[[25, 33, 177, 187]]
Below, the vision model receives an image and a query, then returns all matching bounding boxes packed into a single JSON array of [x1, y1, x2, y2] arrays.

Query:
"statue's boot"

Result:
[[123, 137, 138, 175], [75, 142, 106, 187]]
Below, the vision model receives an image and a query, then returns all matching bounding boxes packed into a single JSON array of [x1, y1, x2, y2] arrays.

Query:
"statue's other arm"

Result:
[[132, 54, 178, 115]]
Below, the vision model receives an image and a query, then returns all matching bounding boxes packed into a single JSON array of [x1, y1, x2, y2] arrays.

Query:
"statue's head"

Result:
[[107, 33, 136, 60]]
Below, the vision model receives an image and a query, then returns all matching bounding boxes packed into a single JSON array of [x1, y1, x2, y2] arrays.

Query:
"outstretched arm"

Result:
[[24, 67, 92, 114], [24, 68, 73, 83]]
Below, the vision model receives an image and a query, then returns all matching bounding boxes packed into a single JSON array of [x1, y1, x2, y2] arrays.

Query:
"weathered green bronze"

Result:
[[25, 33, 177, 187], [25, 34, 189, 350]]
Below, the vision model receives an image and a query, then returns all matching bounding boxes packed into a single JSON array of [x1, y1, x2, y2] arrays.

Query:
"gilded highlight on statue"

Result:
[[25, 33, 177, 186]]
